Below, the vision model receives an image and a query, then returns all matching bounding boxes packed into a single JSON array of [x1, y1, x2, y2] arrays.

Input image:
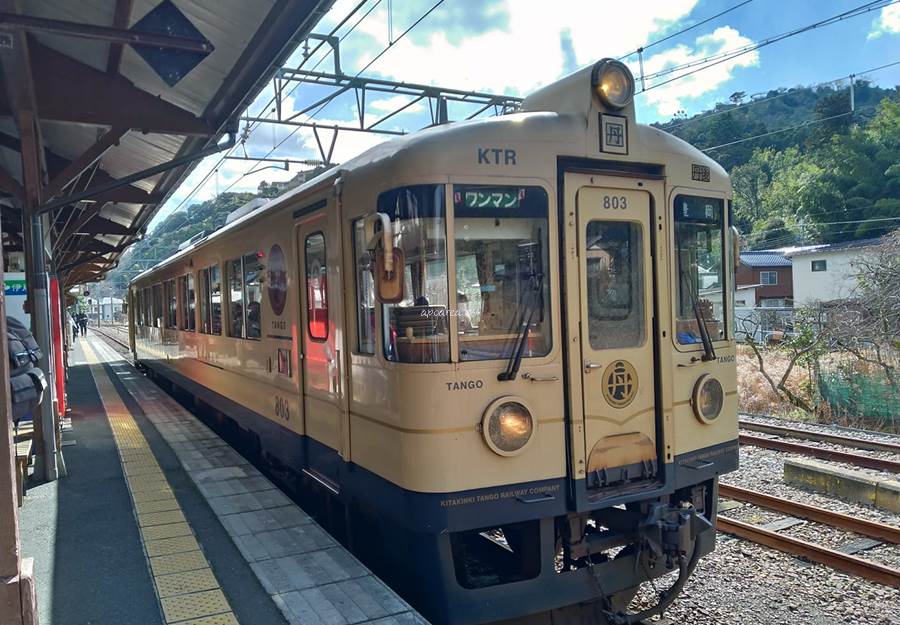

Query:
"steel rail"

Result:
[[739, 421, 900, 455], [738, 434, 900, 473], [90, 326, 131, 353], [718, 484, 900, 543], [716, 516, 900, 588]]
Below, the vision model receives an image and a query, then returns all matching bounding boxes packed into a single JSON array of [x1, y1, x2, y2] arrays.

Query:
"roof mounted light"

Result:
[[591, 59, 635, 110]]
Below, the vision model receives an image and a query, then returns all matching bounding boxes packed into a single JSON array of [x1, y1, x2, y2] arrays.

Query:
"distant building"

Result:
[[736, 251, 793, 307], [787, 237, 883, 306]]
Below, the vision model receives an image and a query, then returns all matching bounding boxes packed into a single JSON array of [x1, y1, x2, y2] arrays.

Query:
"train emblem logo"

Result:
[[267, 244, 288, 316], [602, 360, 638, 408]]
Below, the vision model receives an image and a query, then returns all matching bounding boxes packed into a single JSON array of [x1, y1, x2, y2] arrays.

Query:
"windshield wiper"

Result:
[[680, 267, 716, 362], [498, 272, 544, 381]]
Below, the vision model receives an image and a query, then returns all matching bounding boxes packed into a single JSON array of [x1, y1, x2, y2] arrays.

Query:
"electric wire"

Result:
[[640, 0, 899, 92], [163, 0, 378, 218], [617, 0, 756, 60], [218, 0, 448, 196], [667, 59, 900, 132]]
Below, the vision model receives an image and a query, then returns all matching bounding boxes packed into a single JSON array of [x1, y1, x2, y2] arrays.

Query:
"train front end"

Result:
[[348, 59, 738, 625]]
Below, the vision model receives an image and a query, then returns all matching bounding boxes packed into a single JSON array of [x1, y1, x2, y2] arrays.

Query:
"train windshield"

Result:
[[453, 185, 550, 361], [674, 195, 726, 345], [379, 185, 450, 363]]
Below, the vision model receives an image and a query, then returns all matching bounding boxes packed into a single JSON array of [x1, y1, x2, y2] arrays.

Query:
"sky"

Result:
[[149, 0, 900, 230]]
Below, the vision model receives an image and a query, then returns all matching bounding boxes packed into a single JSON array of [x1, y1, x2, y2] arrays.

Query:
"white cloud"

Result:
[[869, 4, 900, 39], [639, 26, 759, 116], [349, 0, 705, 95], [368, 95, 425, 113]]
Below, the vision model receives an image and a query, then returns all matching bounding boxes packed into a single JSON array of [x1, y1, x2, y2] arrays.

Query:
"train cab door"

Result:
[[567, 174, 662, 504], [296, 208, 344, 492]]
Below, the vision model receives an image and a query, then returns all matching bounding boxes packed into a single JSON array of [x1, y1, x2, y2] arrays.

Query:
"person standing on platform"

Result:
[[70, 313, 79, 341], [78, 312, 88, 336]]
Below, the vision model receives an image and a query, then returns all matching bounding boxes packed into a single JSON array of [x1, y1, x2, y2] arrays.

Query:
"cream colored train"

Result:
[[130, 59, 739, 625]]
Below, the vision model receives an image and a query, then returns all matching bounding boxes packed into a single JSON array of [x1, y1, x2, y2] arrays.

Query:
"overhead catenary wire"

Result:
[[640, 0, 899, 93], [617, 0, 756, 60], [668, 58, 900, 132], [218, 0, 448, 196], [164, 0, 378, 216]]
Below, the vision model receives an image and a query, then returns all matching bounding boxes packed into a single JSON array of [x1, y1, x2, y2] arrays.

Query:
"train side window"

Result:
[[179, 274, 196, 331], [227, 259, 244, 338], [164, 279, 177, 329], [210, 264, 222, 334], [305, 233, 329, 341], [353, 220, 376, 354], [135, 289, 143, 326], [143, 287, 152, 327], [378, 185, 450, 364], [585, 221, 645, 349], [151, 284, 162, 328], [199, 268, 210, 332], [243, 252, 262, 340]]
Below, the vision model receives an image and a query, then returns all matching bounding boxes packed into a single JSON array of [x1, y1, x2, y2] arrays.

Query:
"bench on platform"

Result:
[[14, 421, 35, 506]]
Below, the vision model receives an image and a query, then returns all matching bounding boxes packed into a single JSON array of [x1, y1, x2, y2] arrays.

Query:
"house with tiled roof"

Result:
[[736, 250, 793, 307], [786, 237, 884, 305]]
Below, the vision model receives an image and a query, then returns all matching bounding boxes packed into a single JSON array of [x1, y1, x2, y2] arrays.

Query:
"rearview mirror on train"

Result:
[[364, 212, 405, 303], [375, 248, 405, 303]]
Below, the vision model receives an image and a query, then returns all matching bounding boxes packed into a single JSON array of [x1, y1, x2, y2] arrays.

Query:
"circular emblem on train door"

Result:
[[602, 360, 638, 408], [267, 244, 287, 316]]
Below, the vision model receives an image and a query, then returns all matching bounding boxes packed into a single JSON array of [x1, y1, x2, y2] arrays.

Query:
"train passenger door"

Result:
[[569, 176, 660, 501], [296, 210, 344, 490]]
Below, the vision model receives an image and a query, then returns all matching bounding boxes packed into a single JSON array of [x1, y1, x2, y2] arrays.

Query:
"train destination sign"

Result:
[[455, 188, 525, 209]]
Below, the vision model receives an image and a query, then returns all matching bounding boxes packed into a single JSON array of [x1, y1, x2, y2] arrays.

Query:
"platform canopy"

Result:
[[0, 0, 333, 287]]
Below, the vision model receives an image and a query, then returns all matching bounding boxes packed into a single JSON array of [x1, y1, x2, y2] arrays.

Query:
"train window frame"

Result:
[[198, 263, 223, 335], [378, 184, 451, 365], [225, 253, 263, 341], [304, 232, 329, 342], [671, 192, 729, 350], [151, 283, 163, 328], [164, 279, 177, 329], [352, 218, 377, 355], [451, 183, 552, 362], [179, 273, 196, 332]]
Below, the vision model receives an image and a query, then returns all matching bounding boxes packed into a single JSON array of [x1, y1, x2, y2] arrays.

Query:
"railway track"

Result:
[[738, 433, 900, 473], [90, 326, 131, 354], [739, 420, 900, 455], [718, 483, 900, 588]]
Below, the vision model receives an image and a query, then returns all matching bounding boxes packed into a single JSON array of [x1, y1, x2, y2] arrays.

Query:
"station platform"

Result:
[[18, 334, 425, 625]]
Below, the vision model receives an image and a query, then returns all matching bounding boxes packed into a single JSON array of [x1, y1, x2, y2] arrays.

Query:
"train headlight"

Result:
[[591, 59, 635, 110], [482, 397, 535, 456], [692, 375, 724, 423]]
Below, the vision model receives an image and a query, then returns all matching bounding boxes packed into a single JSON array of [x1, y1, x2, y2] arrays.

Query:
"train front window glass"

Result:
[[305, 233, 328, 340], [243, 252, 262, 340], [453, 185, 550, 361], [227, 259, 244, 338], [209, 264, 222, 334], [353, 220, 376, 355], [165, 280, 177, 328], [585, 221, 645, 349], [674, 195, 726, 345], [379, 185, 449, 363]]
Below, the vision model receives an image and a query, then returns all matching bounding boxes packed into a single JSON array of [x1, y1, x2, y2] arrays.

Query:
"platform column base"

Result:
[[0, 558, 38, 625]]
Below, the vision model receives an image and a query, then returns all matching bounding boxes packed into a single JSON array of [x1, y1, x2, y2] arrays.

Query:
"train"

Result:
[[129, 58, 739, 625]]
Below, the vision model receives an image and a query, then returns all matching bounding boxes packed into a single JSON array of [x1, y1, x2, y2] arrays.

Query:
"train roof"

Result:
[[132, 64, 727, 284]]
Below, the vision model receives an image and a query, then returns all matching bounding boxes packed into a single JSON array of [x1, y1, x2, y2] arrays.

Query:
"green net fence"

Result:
[[817, 368, 900, 430]]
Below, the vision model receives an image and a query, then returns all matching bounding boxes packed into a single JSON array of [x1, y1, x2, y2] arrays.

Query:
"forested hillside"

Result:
[[104, 81, 900, 291], [656, 81, 900, 249]]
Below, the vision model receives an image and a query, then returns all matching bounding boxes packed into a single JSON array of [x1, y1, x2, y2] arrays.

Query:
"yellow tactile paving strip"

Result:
[[82, 340, 240, 624]]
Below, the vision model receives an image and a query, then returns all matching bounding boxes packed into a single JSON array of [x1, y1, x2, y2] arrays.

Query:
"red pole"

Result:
[[49, 276, 65, 417]]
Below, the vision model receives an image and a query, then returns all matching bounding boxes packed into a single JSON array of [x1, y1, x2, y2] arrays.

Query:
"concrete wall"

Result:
[[791, 250, 863, 306]]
